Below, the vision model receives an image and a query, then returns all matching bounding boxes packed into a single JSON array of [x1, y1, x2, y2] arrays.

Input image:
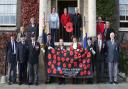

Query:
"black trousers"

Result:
[[96, 61, 104, 82], [51, 28, 57, 42], [18, 62, 27, 83]]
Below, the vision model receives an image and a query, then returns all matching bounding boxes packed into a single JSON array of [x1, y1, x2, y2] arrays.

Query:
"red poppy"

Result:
[[51, 64, 55, 69], [53, 60, 56, 64], [66, 58, 69, 62], [70, 51, 73, 56], [85, 49, 88, 54], [61, 50, 64, 54], [70, 59, 73, 64], [59, 69, 63, 74], [83, 64, 87, 70], [61, 57, 65, 62], [47, 68, 51, 74], [82, 54, 85, 58], [57, 52, 60, 55], [80, 49, 83, 53], [63, 49, 67, 53], [68, 64, 72, 69], [78, 53, 81, 58], [83, 59, 86, 64], [74, 62, 77, 67], [87, 59, 91, 63], [74, 50, 78, 55], [57, 62, 61, 66], [51, 48, 55, 54], [87, 52, 91, 57], [87, 64, 91, 68], [48, 54, 52, 59], [80, 71, 84, 76], [57, 48, 61, 51], [74, 55, 78, 59], [63, 53, 67, 57], [88, 71, 91, 75], [63, 63, 66, 68], [48, 61, 52, 66], [53, 69, 57, 74], [53, 55, 57, 60], [83, 70, 87, 75], [57, 57, 61, 61], [79, 63, 83, 68]]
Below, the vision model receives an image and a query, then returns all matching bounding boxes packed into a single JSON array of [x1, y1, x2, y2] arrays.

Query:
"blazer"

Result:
[[94, 40, 106, 62], [6, 41, 18, 63], [106, 40, 119, 63], [61, 14, 71, 27], [103, 28, 113, 41], [28, 42, 40, 64], [16, 42, 28, 63]]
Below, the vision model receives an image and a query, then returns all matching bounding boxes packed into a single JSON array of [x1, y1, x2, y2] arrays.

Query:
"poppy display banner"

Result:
[[47, 48, 93, 78]]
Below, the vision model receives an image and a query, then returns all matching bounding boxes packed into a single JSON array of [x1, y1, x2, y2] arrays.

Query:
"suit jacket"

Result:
[[46, 40, 55, 48], [94, 40, 106, 62], [16, 42, 28, 63], [27, 24, 39, 40], [106, 40, 119, 62], [61, 14, 71, 27], [28, 42, 40, 64], [72, 13, 82, 29], [103, 28, 113, 41], [6, 41, 18, 63]]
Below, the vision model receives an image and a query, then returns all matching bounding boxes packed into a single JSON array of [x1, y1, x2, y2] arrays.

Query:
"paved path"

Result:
[[0, 83, 128, 89]]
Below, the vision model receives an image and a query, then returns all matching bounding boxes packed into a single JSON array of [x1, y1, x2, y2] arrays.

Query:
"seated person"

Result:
[[57, 38, 66, 50], [70, 36, 81, 50]]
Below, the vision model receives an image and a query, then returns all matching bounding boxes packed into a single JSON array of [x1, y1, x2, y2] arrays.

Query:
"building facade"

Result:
[[0, 0, 127, 75]]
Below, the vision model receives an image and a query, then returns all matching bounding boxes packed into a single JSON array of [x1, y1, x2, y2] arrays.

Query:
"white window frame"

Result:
[[0, 0, 17, 26]]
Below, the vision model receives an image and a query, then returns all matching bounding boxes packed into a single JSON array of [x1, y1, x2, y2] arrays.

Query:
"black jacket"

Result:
[[16, 42, 28, 63], [28, 42, 40, 64], [6, 41, 17, 63]]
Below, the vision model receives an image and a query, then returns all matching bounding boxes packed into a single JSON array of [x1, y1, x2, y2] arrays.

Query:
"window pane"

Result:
[[120, 22, 128, 27], [0, 0, 17, 25], [0, 0, 17, 4], [120, 10, 126, 16], [119, 0, 128, 4]]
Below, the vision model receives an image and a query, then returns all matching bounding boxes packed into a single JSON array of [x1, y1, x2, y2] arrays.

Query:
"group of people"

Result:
[[5, 6, 120, 86], [6, 17, 40, 85]]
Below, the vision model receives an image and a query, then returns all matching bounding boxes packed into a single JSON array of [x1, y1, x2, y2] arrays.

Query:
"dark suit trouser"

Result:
[[18, 62, 27, 83], [28, 63, 38, 83], [51, 28, 57, 42], [96, 62, 104, 82], [8, 55, 17, 82]]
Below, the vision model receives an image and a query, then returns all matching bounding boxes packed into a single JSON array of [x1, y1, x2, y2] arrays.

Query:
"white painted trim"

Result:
[[119, 28, 128, 31]]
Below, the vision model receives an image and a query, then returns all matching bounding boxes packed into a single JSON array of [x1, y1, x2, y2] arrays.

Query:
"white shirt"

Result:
[[98, 40, 102, 51], [73, 42, 77, 49], [11, 40, 16, 54]]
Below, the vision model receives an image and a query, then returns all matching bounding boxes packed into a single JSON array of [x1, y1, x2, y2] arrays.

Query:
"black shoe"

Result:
[[18, 82, 22, 85], [8, 82, 11, 85], [109, 82, 113, 84], [28, 82, 33, 85], [35, 82, 38, 86], [45, 81, 50, 84], [114, 81, 118, 84]]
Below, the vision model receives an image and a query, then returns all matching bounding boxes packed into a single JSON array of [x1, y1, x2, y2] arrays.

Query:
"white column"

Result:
[[39, 0, 47, 43], [77, 0, 80, 9], [88, 0, 96, 37]]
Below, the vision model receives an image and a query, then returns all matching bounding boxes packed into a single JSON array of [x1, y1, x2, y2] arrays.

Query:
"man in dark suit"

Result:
[[27, 17, 39, 41], [94, 33, 106, 83], [28, 36, 40, 85], [16, 36, 28, 85], [106, 32, 119, 84], [103, 21, 113, 41], [6, 34, 17, 85], [72, 8, 82, 41]]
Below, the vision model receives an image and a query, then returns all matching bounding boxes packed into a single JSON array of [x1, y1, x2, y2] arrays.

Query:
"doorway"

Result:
[[55, 0, 77, 42]]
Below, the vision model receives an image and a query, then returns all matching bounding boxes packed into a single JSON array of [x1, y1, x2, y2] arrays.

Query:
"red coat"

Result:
[[96, 21, 105, 34], [61, 14, 71, 27], [70, 43, 82, 51]]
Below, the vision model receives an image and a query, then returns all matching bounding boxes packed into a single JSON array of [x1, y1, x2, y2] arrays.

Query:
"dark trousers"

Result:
[[73, 26, 81, 41], [28, 63, 38, 83], [96, 62, 104, 82], [8, 55, 17, 82], [51, 28, 57, 42], [18, 62, 27, 83]]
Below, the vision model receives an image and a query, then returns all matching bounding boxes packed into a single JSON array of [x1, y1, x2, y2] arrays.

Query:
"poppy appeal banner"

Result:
[[47, 48, 93, 78]]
